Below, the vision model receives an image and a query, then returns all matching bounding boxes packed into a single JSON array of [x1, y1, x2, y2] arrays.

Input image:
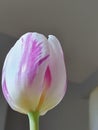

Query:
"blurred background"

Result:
[[1, 0, 98, 130]]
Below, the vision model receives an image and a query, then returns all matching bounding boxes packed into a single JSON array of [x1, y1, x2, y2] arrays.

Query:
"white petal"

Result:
[[40, 35, 67, 115]]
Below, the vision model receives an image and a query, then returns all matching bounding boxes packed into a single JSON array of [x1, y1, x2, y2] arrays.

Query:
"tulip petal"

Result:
[[2, 32, 50, 113], [35, 66, 52, 111], [40, 35, 67, 115], [18, 33, 49, 85], [2, 78, 26, 113], [2, 48, 26, 113]]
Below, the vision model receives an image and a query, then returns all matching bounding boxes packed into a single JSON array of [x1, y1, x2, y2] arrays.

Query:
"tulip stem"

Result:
[[28, 111, 39, 130]]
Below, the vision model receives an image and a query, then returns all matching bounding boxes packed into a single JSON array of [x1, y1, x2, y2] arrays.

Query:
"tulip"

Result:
[[2, 32, 67, 130]]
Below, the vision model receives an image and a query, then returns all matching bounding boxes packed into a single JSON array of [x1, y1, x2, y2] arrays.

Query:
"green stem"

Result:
[[28, 111, 39, 130]]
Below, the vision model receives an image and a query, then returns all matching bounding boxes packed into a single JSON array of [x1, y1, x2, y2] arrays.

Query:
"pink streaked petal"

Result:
[[44, 66, 52, 87], [3, 32, 50, 113], [39, 35, 67, 115], [17, 33, 50, 111], [18, 33, 50, 85], [2, 78, 26, 114], [2, 79, 9, 102], [35, 66, 52, 111], [2, 78, 15, 109]]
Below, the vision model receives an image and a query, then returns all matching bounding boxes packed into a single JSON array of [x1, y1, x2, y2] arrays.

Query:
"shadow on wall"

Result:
[[5, 107, 29, 130]]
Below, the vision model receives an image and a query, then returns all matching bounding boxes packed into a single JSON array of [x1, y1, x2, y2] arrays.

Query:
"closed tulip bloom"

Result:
[[2, 32, 67, 116]]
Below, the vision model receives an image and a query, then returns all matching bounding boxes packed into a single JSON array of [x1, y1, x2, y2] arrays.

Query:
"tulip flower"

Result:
[[2, 32, 67, 130]]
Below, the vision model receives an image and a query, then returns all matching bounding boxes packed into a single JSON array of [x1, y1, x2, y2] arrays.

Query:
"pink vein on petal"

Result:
[[39, 55, 49, 65], [18, 34, 32, 76], [18, 33, 49, 85], [2, 78, 20, 111], [2, 79, 10, 102], [26, 40, 42, 84], [44, 66, 52, 88], [36, 66, 52, 111]]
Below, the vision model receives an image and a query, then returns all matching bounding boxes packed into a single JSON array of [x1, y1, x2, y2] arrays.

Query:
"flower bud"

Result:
[[2, 32, 67, 115]]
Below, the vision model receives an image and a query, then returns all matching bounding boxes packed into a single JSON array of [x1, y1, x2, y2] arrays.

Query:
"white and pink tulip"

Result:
[[2, 32, 67, 115]]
